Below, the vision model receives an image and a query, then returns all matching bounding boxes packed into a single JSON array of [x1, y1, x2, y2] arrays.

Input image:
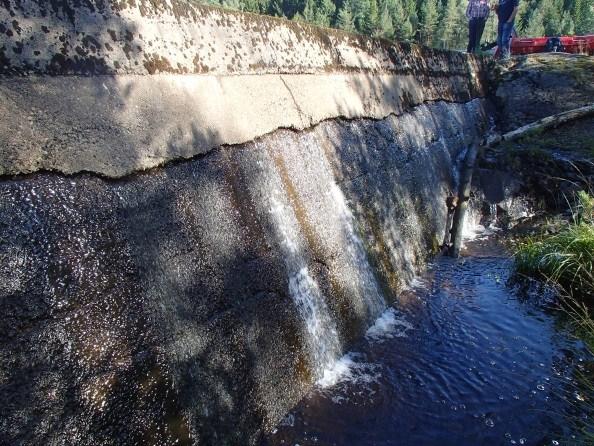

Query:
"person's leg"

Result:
[[468, 18, 477, 53], [496, 19, 504, 58], [501, 21, 514, 59], [476, 17, 487, 51]]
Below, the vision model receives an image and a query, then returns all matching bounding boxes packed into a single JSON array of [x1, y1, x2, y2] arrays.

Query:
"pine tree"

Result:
[[283, 0, 302, 18], [364, 0, 380, 34], [524, 7, 546, 36], [353, 0, 372, 32], [418, 0, 439, 45], [302, 0, 317, 22], [542, 0, 563, 35], [572, 0, 584, 31], [337, 0, 357, 30], [454, 0, 472, 48], [238, 0, 268, 13], [560, 10, 575, 34], [404, 0, 419, 30], [292, 11, 306, 21], [392, 0, 415, 40], [377, 4, 396, 37], [221, 0, 242, 9], [267, 0, 285, 16], [437, 0, 458, 49], [314, 0, 336, 26], [573, 0, 594, 34], [228, 0, 589, 48]]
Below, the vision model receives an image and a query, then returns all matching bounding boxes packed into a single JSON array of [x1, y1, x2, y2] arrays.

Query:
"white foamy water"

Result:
[[403, 276, 430, 291], [317, 308, 413, 389], [269, 195, 341, 375], [462, 205, 501, 242], [316, 352, 381, 389], [365, 307, 414, 341]]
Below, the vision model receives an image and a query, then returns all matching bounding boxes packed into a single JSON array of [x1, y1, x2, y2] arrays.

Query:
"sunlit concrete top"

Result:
[[0, 0, 488, 177]]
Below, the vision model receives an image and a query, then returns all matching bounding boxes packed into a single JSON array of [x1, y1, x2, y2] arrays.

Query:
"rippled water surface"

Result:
[[263, 239, 590, 446]]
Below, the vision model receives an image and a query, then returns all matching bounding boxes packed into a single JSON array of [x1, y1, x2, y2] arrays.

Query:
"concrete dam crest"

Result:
[[0, 1, 490, 444]]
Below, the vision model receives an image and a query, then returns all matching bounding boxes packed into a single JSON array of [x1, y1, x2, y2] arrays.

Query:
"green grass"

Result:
[[515, 223, 594, 298], [515, 191, 594, 299]]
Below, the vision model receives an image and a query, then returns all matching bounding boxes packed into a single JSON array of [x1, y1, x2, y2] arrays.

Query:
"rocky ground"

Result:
[[490, 53, 594, 132], [474, 53, 594, 229]]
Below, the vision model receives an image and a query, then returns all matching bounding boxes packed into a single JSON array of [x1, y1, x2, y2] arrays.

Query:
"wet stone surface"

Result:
[[0, 103, 485, 444]]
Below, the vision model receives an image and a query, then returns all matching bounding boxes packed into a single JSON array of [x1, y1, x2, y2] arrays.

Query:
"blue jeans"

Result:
[[497, 20, 514, 58]]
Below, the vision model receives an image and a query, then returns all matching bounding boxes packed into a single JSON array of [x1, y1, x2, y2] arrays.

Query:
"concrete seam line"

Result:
[[0, 98, 487, 180]]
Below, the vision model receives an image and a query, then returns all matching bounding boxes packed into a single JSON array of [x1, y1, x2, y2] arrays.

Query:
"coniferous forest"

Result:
[[194, 0, 593, 50]]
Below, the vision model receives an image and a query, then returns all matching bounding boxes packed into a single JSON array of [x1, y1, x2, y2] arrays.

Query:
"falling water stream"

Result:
[[269, 194, 342, 375], [262, 236, 591, 446]]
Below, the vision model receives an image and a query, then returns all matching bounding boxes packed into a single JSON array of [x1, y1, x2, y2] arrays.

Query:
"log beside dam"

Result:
[[0, 1, 490, 444]]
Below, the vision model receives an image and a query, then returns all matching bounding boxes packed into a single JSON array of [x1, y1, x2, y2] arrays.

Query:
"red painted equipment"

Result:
[[507, 35, 594, 55]]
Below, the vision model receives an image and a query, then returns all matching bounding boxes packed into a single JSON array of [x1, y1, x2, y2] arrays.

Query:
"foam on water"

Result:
[[316, 352, 382, 389], [462, 205, 500, 242], [403, 276, 430, 291], [365, 307, 414, 341], [317, 308, 413, 389]]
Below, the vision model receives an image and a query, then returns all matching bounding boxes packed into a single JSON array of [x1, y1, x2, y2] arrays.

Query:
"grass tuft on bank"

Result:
[[515, 190, 594, 299], [515, 224, 594, 298]]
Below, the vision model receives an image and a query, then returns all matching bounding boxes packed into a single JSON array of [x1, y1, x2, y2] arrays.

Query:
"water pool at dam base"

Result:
[[263, 237, 589, 446]]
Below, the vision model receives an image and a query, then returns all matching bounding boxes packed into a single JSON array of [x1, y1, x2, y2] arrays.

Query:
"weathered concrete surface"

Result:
[[0, 0, 484, 77], [0, 100, 489, 445], [1, 72, 477, 177], [0, 0, 487, 177], [0, 1, 491, 444]]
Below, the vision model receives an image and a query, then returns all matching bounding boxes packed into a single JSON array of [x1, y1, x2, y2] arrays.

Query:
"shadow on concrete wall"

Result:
[[0, 5, 486, 441]]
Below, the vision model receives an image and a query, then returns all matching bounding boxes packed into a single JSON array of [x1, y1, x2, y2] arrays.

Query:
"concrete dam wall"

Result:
[[0, 1, 489, 444]]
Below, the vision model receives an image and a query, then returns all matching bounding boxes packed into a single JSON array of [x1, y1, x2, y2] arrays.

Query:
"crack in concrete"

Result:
[[279, 75, 308, 129], [0, 97, 487, 181]]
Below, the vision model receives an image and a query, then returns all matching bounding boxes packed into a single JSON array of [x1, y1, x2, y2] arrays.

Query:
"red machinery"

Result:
[[509, 35, 594, 55]]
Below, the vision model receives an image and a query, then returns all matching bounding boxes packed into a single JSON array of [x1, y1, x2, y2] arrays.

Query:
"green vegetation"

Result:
[[561, 296, 594, 442], [192, 0, 593, 49], [515, 191, 594, 441], [515, 190, 594, 298], [515, 222, 594, 297]]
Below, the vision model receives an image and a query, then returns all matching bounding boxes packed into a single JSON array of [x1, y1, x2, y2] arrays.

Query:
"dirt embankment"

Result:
[[474, 54, 594, 228], [491, 53, 594, 132]]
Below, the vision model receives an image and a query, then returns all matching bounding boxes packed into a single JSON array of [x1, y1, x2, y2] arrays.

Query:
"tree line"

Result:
[[194, 0, 593, 50]]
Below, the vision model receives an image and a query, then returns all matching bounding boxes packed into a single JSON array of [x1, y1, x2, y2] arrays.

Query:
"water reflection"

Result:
[[263, 238, 591, 446]]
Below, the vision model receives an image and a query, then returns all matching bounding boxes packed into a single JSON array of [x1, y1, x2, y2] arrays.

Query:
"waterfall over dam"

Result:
[[0, 1, 490, 444]]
